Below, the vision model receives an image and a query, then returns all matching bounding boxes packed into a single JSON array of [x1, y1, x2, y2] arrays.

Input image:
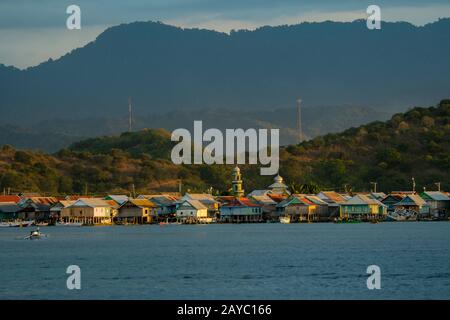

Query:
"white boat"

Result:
[[55, 221, 83, 227], [388, 209, 417, 222], [23, 228, 47, 240], [0, 220, 34, 227], [279, 216, 291, 224]]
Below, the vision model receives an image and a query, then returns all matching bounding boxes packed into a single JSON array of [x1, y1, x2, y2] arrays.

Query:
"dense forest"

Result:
[[0, 100, 449, 196]]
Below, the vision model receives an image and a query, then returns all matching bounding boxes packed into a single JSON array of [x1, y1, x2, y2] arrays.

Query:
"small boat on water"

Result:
[[387, 209, 418, 222], [55, 221, 83, 227], [0, 220, 34, 228], [35, 222, 50, 226], [279, 216, 291, 224], [23, 228, 47, 240], [334, 219, 362, 224]]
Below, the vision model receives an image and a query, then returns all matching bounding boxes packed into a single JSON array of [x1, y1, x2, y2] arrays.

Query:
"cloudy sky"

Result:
[[1, 0, 450, 68]]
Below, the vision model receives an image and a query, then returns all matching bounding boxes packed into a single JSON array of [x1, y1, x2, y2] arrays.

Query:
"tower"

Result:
[[268, 174, 290, 195], [232, 166, 244, 198], [128, 97, 133, 132], [296, 98, 303, 144]]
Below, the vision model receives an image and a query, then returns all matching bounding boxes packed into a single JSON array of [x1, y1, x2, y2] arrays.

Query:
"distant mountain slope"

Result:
[[0, 125, 86, 152], [0, 100, 448, 195], [1, 19, 450, 124], [0, 104, 391, 151]]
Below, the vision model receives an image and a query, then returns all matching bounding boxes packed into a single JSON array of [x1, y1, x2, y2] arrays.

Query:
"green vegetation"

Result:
[[283, 99, 450, 192], [1, 100, 449, 195]]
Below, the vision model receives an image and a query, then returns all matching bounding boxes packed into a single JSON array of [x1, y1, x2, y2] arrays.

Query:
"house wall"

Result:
[[176, 208, 208, 219], [118, 207, 145, 218], [284, 205, 310, 216], [72, 207, 93, 217], [0, 212, 17, 220], [341, 204, 368, 216], [220, 207, 261, 217]]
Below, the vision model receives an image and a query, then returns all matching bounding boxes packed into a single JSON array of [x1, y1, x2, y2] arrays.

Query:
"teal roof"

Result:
[[421, 191, 450, 201]]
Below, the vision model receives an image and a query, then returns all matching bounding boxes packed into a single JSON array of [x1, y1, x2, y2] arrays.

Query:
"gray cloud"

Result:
[[1, 0, 449, 29]]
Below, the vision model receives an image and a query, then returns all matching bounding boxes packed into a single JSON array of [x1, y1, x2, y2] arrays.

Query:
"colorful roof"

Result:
[[0, 195, 21, 203], [277, 195, 312, 208], [52, 200, 75, 208], [267, 193, 288, 203], [421, 191, 450, 201], [178, 199, 208, 210], [105, 195, 129, 205], [121, 199, 158, 209], [21, 197, 59, 206], [304, 195, 328, 205], [69, 198, 113, 208], [317, 191, 347, 204], [138, 194, 180, 206], [247, 190, 270, 197], [381, 194, 405, 203], [344, 194, 384, 206], [395, 194, 428, 207], [221, 197, 260, 207], [249, 195, 277, 205]]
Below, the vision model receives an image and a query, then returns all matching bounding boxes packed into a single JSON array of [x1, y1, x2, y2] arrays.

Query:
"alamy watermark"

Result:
[[366, 265, 381, 290], [367, 5, 382, 30], [66, 265, 81, 290], [171, 121, 279, 175], [66, 5, 81, 30]]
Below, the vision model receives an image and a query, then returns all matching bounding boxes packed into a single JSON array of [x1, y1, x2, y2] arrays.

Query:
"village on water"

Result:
[[0, 166, 449, 227]]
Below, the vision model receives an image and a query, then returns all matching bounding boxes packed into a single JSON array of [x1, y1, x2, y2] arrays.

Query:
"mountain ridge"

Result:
[[1, 19, 449, 124]]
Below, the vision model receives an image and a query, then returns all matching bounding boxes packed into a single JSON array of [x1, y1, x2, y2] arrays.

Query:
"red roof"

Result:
[[0, 195, 21, 203], [222, 197, 260, 207], [292, 196, 313, 205], [267, 194, 287, 203]]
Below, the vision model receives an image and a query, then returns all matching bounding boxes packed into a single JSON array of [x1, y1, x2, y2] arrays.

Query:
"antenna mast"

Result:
[[128, 97, 133, 132], [296, 98, 303, 144]]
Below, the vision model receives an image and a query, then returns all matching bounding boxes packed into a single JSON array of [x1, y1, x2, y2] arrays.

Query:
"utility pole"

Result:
[[412, 177, 416, 193], [131, 183, 136, 198], [370, 181, 377, 193], [435, 182, 441, 192]]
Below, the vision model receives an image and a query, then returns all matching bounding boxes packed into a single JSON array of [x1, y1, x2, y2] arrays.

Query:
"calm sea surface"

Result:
[[1, 222, 449, 300]]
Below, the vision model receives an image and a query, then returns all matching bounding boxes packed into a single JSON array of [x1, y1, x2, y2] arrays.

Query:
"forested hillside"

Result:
[[0, 100, 449, 195]]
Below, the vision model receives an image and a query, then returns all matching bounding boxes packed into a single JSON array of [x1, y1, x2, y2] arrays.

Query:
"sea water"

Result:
[[0, 222, 449, 299]]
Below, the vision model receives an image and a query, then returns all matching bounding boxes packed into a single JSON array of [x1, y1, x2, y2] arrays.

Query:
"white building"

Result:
[[176, 199, 210, 223]]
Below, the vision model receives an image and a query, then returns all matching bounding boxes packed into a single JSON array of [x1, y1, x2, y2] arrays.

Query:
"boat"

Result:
[[0, 221, 18, 227], [55, 221, 83, 227], [0, 220, 34, 228], [279, 216, 291, 224], [23, 228, 47, 240], [334, 218, 362, 224], [35, 222, 49, 226], [388, 209, 418, 222]]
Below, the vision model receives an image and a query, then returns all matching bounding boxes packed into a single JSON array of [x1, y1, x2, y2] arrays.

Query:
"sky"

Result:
[[1, 0, 450, 68]]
